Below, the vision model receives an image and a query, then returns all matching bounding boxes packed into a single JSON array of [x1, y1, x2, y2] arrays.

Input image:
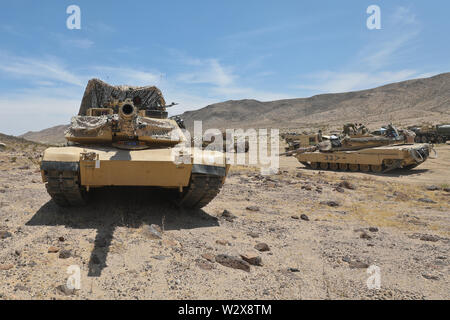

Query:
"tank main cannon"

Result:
[[117, 99, 138, 137]]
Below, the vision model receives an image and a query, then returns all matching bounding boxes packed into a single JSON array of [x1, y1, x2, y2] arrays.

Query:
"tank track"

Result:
[[301, 160, 416, 173], [45, 170, 88, 206], [178, 173, 225, 209]]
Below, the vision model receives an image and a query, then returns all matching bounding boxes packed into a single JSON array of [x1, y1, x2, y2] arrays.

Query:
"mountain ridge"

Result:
[[18, 72, 450, 144]]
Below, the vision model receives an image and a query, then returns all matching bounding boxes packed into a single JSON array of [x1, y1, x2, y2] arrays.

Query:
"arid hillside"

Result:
[[20, 125, 69, 145], [180, 72, 450, 132], [18, 72, 450, 144]]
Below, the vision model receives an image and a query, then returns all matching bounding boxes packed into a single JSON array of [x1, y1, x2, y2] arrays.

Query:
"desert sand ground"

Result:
[[0, 139, 449, 300]]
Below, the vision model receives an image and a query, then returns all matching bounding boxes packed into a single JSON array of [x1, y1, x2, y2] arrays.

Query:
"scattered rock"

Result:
[[339, 180, 356, 190], [246, 206, 260, 212], [240, 252, 262, 266], [335, 186, 345, 193], [0, 231, 12, 239], [349, 261, 369, 269], [14, 284, 28, 292], [18, 165, 30, 170], [215, 254, 250, 272], [151, 255, 169, 260], [360, 232, 372, 240], [254, 242, 270, 252], [422, 274, 439, 280], [220, 210, 237, 221], [419, 234, 439, 242], [216, 239, 230, 246], [201, 253, 215, 262], [321, 200, 340, 207], [14, 249, 21, 256], [300, 214, 309, 221], [197, 260, 215, 270], [418, 198, 436, 204], [368, 227, 379, 232], [295, 173, 302, 178], [288, 267, 300, 272], [342, 256, 351, 263], [247, 232, 260, 238], [56, 284, 76, 296], [302, 185, 312, 191], [0, 264, 13, 271], [291, 215, 299, 220], [425, 185, 439, 191], [58, 236, 65, 242], [48, 246, 60, 253], [142, 224, 162, 239], [58, 250, 71, 259]]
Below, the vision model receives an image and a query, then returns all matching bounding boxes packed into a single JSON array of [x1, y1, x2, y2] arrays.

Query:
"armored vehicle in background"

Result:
[[282, 132, 322, 154], [40, 79, 229, 208], [409, 124, 450, 144], [283, 124, 433, 173]]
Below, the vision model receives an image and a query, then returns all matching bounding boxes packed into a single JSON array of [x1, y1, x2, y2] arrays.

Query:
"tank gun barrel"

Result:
[[279, 145, 318, 156], [118, 102, 138, 136]]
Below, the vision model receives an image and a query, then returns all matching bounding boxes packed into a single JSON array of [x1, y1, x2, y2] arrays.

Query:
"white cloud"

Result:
[[0, 52, 84, 86], [391, 6, 417, 26], [176, 58, 235, 87], [92, 66, 163, 87], [65, 38, 94, 49], [294, 6, 426, 96]]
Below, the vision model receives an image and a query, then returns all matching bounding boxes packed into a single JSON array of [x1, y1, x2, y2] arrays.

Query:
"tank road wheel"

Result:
[[329, 163, 339, 171], [45, 170, 88, 207], [338, 163, 348, 171], [370, 164, 383, 173], [310, 162, 319, 169], [348, 164, 359, 172], [178, 167, 226, 209], [319, 162, 329, 170], [360, 164, 370, 172]]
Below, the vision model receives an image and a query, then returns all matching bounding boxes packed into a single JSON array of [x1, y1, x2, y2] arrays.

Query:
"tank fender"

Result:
[[192, 164, 226, 177], [41, 161, 80, 172]]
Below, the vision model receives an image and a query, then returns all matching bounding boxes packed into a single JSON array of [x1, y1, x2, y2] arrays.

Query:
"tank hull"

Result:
[[40, 145, 229, 207], [294, 143, 431, 173]]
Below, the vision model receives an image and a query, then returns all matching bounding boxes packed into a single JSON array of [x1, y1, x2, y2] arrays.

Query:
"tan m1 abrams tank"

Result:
[[40, 79, 229, 208], [282, 124, 433, 173]]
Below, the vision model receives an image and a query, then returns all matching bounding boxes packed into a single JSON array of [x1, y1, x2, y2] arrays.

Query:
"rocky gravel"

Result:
[[0, 141, 449, 299]]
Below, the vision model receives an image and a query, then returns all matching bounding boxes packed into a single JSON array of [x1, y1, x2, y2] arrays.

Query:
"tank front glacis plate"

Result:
[[41, 146, 228, 187]]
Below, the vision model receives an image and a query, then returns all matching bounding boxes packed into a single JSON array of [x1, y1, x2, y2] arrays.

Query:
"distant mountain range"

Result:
[[19, 72, 450, 144]]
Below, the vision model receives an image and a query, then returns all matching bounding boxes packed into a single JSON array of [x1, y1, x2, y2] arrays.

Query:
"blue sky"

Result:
[[0, 0, 449, 135]]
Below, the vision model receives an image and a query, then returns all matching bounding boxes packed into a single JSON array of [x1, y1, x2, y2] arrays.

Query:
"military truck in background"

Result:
[[408, 124, 450, 144], [40, 79, 229, 208]]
